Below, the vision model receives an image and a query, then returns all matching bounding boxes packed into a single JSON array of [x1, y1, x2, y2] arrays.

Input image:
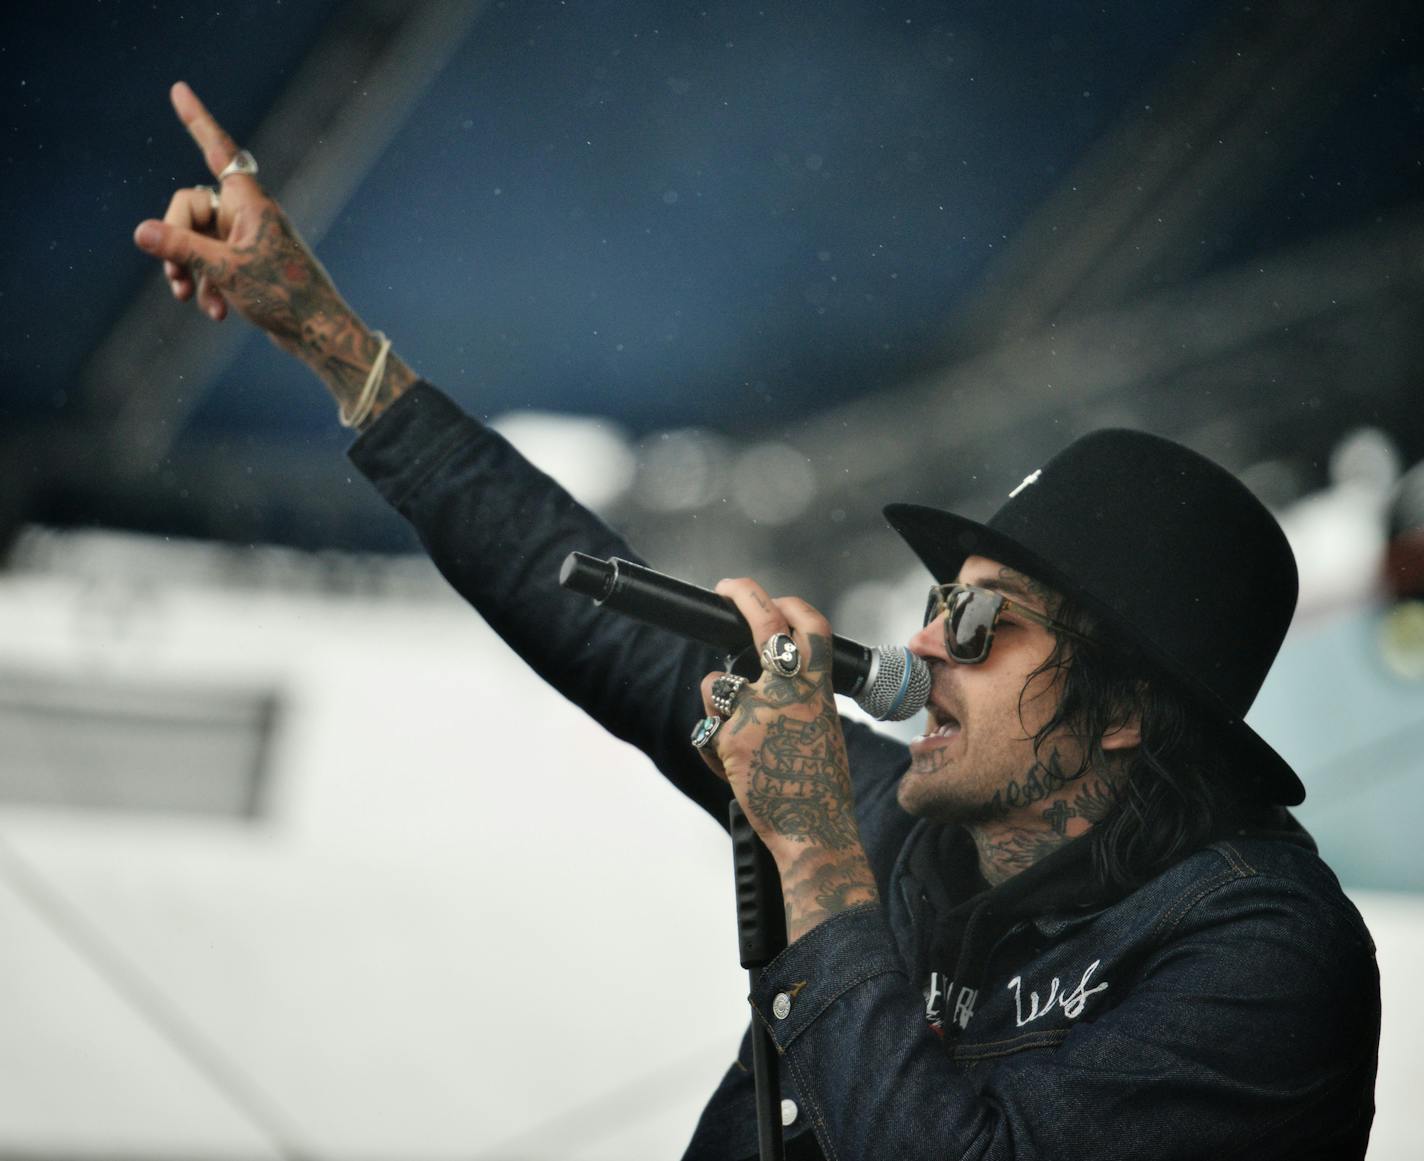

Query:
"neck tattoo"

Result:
[[968, 750, 1119, 886]]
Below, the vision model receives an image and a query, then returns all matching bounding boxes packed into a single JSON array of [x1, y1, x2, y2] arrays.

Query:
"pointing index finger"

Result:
[[171, 81, 239, 179], [715, 578, 789, 646]]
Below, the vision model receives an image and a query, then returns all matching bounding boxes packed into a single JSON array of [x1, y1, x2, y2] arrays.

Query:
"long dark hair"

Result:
[[1023, 594, 1267, 892]]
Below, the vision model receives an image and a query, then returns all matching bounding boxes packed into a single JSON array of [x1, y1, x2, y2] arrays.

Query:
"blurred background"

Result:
[[1, 0, 1421, 1157]]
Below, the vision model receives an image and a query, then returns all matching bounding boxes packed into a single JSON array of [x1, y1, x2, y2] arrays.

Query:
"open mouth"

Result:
[[911, 710, 961, 745]]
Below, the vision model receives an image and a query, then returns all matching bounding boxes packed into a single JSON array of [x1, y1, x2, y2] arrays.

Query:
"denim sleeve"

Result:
[[348, 382, 920, 844], [748, 878, 1379, 1160], [347, 382, 734, 822]]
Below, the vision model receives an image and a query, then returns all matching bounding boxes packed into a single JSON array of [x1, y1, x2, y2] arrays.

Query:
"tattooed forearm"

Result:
[[191, 207, 416, 421], [722, 630, 866, 928], [305, 313, 418, 428], [779, 846, 879, 943], [187, 209, 336, 350], [730, 634, 861, 848], [746, 715, 859, 849]]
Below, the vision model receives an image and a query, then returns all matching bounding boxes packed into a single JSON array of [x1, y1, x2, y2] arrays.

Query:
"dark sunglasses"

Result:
[[923, 583, 1093, 664]]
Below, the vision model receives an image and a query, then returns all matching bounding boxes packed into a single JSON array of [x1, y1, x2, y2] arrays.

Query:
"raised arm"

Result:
[[131, 83, 745, 822], [133, 82, 415, 427]]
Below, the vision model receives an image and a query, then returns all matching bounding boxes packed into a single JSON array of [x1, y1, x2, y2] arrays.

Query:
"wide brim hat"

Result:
[[884, 429, 1305, 806]]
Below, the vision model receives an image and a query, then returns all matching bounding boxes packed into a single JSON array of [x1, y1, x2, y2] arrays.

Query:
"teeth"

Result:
[[912, 719, 960, 744]]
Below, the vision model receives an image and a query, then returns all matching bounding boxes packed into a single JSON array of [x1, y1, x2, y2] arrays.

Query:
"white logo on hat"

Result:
[[1009, 469, 1042, 499]]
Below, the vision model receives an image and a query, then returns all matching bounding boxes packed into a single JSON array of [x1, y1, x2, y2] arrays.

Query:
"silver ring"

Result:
[[760, 632, 801, 679], [711, 673, 748, 718], [689, 714, 723, 751], [218, 149, 259, 181], [196, 184, 220, 214]]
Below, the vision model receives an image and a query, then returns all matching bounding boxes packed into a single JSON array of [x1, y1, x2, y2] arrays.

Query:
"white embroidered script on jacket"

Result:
[[1006, 959, 1109, 1028]]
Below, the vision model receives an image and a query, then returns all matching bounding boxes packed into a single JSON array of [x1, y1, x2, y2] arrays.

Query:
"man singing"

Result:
[[135, 83, 1380, 1160]]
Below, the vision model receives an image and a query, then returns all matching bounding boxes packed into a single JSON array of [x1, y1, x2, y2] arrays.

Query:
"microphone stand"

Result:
[[729, 800, 787, 1161], [560, 552, 844, 1157]]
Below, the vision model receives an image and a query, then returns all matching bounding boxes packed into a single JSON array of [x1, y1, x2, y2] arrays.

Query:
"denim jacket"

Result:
[[351, 383, 1380, 1161]]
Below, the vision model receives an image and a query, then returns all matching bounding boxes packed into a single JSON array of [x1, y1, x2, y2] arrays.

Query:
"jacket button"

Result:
[[772, 992, 792, 1020], [781, 1098, 798, 1126]]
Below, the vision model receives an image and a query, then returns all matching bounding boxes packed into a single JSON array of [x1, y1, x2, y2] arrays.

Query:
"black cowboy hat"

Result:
[[884, 428, 1305, 805]]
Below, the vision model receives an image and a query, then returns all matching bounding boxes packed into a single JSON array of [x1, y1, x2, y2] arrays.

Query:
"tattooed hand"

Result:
[[133, 82, 415, 423], [697, 578, 878, 942]]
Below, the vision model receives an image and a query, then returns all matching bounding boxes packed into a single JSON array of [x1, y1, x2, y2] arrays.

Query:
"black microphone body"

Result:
[[558, 552, 930, 722]]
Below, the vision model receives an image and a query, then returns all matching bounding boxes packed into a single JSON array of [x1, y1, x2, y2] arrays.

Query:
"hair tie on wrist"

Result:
[[339, 331, 392, 429]]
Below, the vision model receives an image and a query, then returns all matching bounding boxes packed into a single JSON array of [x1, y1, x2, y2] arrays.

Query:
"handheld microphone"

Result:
[[558, 552, 930, 722]]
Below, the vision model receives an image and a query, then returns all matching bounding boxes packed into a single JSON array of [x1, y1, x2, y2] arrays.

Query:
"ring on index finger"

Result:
[[760, 632, 801, 679], [218, 149, 259, 181], [690, 714, 723, 751], [710, 673, 748, 718], [196, 185, 220, 214]]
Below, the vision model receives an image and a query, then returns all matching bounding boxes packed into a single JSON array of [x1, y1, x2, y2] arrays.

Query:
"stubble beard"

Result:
[[897, 744, 1013, 826], [899, 733, 1095, 829]]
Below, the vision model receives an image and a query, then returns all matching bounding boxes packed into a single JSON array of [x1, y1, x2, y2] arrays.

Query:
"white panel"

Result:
[[0, 856, 283, 1159], [0, 575, 747, 1159]]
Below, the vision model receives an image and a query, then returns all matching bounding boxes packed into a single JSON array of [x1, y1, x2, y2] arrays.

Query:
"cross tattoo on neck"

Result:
[[1042, 799, 1073, 837]]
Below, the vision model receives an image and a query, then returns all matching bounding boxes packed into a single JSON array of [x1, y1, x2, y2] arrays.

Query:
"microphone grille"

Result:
[[859, 646, 931, 722]]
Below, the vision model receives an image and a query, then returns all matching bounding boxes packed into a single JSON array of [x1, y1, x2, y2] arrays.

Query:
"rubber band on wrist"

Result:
[[339, 331, 391, 429]]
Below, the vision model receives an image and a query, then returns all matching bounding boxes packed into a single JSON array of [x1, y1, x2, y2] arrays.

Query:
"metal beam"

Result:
[[612, 207, 1424, 593], [951, 0, 1387, 345]]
